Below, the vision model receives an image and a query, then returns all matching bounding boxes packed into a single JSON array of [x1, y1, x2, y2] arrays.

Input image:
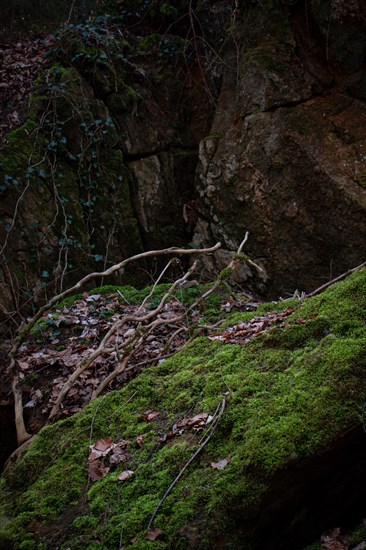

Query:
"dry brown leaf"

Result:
[[189, 413, 209, 425], [143, 410, 160, 422], [118, 470, 134, 482], [93, 438, 114, 452], [88, 460, 110, 481], [146, 528, 162, 541], [88, 438, 115, 461], [88, 449, 104, 462], [211, 456, 231, 470], [321, 527, 349, 550]]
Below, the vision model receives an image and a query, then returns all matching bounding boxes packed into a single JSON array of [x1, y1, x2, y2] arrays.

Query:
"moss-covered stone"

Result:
[[2, 268, 366, 548], [0, 56, 146, 326]]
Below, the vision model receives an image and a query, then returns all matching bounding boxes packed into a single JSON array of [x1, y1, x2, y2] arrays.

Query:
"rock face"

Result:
[[2, 0, 366, 322], [192, 1, 366, 296], [0, 14, 212, 326]]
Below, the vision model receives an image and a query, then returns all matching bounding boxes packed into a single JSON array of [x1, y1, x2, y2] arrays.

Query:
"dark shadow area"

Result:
[[231, 425, 366, 549], [0, 404, 17, 471]]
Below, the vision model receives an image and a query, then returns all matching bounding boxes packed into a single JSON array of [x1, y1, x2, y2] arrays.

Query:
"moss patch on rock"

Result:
[[2, 269, 366, 549]]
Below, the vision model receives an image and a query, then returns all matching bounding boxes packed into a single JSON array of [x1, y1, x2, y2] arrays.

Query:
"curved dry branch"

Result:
[[48, 260, 201, 420], [13, 235, 255, 444], [11, 243, 221, 443], [92, 353, 131, 400]]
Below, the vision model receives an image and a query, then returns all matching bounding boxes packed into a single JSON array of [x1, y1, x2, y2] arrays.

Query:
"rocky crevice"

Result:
[[2, 0, 366, 319]]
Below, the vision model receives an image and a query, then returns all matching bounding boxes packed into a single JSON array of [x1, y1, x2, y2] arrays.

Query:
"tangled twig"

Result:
[[10, 243, 221, 444]]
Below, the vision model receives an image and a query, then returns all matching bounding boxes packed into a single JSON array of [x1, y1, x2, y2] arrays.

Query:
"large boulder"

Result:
[[193, 2, 366, 296], [1, 268, 366, 549]]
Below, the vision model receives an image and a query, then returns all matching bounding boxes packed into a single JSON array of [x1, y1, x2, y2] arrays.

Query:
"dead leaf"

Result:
[[321, 527, 349, 550], [211, 456, 231, 470], [189, 413, 209, 425], [136, 435, 145, 447], [115, 439, 131, 448], [88, 460, 110, 481], [93, 438, 114, 453], [118, 470, 134, 482], [143, 410, 160, 422], [146, 528, 162, 541], [88, 438, 115, 461]]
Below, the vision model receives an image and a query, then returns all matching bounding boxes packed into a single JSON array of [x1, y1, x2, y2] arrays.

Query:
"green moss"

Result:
[[349, 523, 366, 545], [3, 269, 366, 547], [56, 294, 83, 308], [232, 252, 250, 261], [219, 267, 234, 281]]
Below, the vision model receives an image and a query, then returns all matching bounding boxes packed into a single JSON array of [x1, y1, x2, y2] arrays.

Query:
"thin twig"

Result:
[[117, 290, 130, 305], [66, 0, 76, 26], [237, 231, 249, 254], [10, 243, 220, 443], [147, 395, 227, 530], [139, 259, 175, 312], [305, 261, 366, 298]]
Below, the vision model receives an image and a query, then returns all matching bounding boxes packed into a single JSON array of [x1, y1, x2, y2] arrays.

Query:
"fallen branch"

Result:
[[51, 233, 254, 418], [12, 232, 256, 445], [49, 260, 201, 419], [305, 260, 366, 298], [147, 394, 227, 531], [10, 243, 221, 444]]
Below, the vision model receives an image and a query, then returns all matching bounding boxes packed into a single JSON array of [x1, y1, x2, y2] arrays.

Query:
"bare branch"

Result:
[[305, 260, 366, 298], [237, 231, 249, 254], [147, 395, 227, 530], [139, 258, 176, 312], [10, 243, 220, 443], [48, 260, 200, 419], [29, 242, 221, 337]]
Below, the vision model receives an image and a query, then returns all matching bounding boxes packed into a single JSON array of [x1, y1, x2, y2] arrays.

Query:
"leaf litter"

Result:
[[88, 437, 132, 482], [10, 290, 300, 433], [209, 307, 295, 345], [0, 36, 53, 143]]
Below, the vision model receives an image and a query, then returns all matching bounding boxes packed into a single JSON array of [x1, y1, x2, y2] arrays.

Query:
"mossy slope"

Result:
[[2, 269, 366, 549]]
